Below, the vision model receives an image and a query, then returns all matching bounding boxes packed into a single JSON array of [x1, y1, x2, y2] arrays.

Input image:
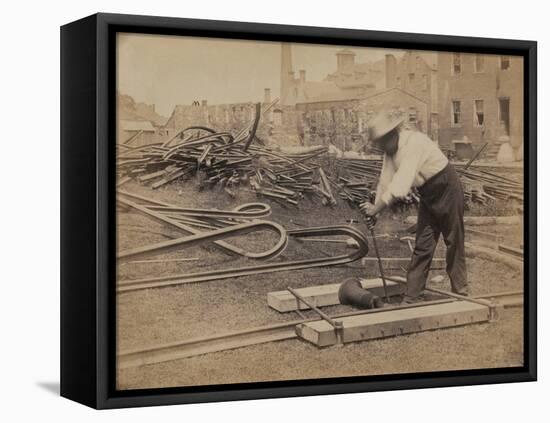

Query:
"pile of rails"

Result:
[[247, 145, 332, 206], [334, 157, 416, 208], [457, 167, 523, 203], [333, 156, 523, 206], [118, 103, 522, 209], [117, 101, 332, 207], [334, 157, 382, 205]]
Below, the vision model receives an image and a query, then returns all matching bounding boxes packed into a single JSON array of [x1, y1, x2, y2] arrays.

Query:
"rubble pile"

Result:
[[117, 102, 523, 210]]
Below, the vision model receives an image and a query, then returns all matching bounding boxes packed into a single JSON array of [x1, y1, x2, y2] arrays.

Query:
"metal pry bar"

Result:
[[369, 226, 390, 302], [287, 287, 344, 344]]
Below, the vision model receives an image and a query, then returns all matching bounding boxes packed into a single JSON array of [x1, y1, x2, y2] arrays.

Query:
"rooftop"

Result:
[[120, 120, 156, 132]]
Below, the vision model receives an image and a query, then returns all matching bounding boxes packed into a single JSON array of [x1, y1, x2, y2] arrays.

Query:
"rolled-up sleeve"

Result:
[[380, 142, 423, 205], [375, 154, 395, 203]]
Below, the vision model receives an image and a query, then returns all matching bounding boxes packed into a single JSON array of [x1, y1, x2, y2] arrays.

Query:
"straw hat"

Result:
[[368, 111, 404, 142]]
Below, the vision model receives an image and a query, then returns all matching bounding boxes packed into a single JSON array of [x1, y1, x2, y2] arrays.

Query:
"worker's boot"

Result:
[[399, 294, 425, 306], [454, 287, 470, 297]]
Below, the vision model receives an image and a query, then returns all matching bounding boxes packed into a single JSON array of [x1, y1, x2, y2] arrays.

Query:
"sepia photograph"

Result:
[[114, 32, 525, 391]]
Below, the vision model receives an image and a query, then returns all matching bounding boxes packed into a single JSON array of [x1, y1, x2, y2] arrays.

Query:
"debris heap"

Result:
[[117, 101, 522, 209]]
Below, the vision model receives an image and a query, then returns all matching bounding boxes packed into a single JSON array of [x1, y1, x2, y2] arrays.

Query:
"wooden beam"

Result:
[[296, 301, 496, 347], [267, 278, 404, 313]]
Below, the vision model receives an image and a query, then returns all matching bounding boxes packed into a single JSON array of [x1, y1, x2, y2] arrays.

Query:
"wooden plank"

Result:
[[267, 278, 404, 313], [296, 301, 494, 347]]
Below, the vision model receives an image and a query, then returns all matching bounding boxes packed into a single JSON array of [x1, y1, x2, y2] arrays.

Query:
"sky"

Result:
[[117, 33, 405, 117]]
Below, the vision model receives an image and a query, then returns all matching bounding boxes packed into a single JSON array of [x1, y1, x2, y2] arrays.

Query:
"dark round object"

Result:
[[338, 278, 384, 309]]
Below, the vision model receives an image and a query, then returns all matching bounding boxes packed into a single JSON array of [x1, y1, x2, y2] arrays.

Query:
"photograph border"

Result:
[[60, 12, 537, 409]]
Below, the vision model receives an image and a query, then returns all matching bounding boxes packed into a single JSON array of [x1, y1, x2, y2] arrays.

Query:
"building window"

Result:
[[474, 55, 485, 73], [474, 100, 484, 126], [452, 100, 461, 126], [452, 53, 461, 75], [499, 98, 511, 135], [408, 73, 415, 83], [408, 108, 417, 124], [422, 74, 428, 90], [500, 56, 511, 70]]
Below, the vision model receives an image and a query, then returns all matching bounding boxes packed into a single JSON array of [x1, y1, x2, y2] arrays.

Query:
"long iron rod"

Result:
[[118, 225, 369, 293], [287, 287, 341, 329], [369, 227, 390, 302]]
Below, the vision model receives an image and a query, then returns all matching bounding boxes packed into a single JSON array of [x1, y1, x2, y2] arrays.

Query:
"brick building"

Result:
[[437, 52, 524, 151], [164, 100, 258, 137], [385, 51, 439, 139], [294, 48, 432, 150], [296, 87, 428, 150], [157, 45, 524, 157], [163, 90, 302, 147], [324, 49, 385, 91]]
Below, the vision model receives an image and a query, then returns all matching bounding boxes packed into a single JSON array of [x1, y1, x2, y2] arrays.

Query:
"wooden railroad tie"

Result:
[[267, 278, 404, 313], [296, 301, 502, 347]]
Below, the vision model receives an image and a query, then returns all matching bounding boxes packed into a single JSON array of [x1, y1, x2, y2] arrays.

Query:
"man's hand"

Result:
[[359, 201, 378, 229]]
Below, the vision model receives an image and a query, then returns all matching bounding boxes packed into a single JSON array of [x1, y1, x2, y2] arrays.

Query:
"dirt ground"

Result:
[[115, 179, 524, 390]]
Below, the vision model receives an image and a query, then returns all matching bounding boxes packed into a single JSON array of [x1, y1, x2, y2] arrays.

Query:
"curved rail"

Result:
[[117, 190, 277, 259], [162, 132, 234, 160], [161, 125, 217, 148], [117, 219, 288, 264], [117, 225, 369, 293], [144, 202, 272, 220]]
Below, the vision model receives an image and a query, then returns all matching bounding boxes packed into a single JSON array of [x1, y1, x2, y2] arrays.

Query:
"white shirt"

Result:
[[376, 130, 449, 205]]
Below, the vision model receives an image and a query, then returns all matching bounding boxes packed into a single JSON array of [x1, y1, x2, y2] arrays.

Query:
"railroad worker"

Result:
[[360, 111, 468, 302]]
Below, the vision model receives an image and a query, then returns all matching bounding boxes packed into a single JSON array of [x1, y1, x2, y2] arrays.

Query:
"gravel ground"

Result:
[[116, 180, 524, 390]]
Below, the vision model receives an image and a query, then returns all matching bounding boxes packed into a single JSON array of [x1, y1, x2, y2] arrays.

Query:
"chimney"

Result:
[[336, 49, 356, 72], [385, 54, 397, 88], [201, 99, 208, 107], [299, 69, 306, 84], [264, 88, 271, 104], [280, 43, 293, 106]]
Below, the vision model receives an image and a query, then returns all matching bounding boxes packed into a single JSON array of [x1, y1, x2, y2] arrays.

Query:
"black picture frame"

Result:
[[60, 12, 537, 409]]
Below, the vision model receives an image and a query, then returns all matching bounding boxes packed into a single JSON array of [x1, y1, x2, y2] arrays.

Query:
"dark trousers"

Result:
[[406, 164, 468, 297]]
